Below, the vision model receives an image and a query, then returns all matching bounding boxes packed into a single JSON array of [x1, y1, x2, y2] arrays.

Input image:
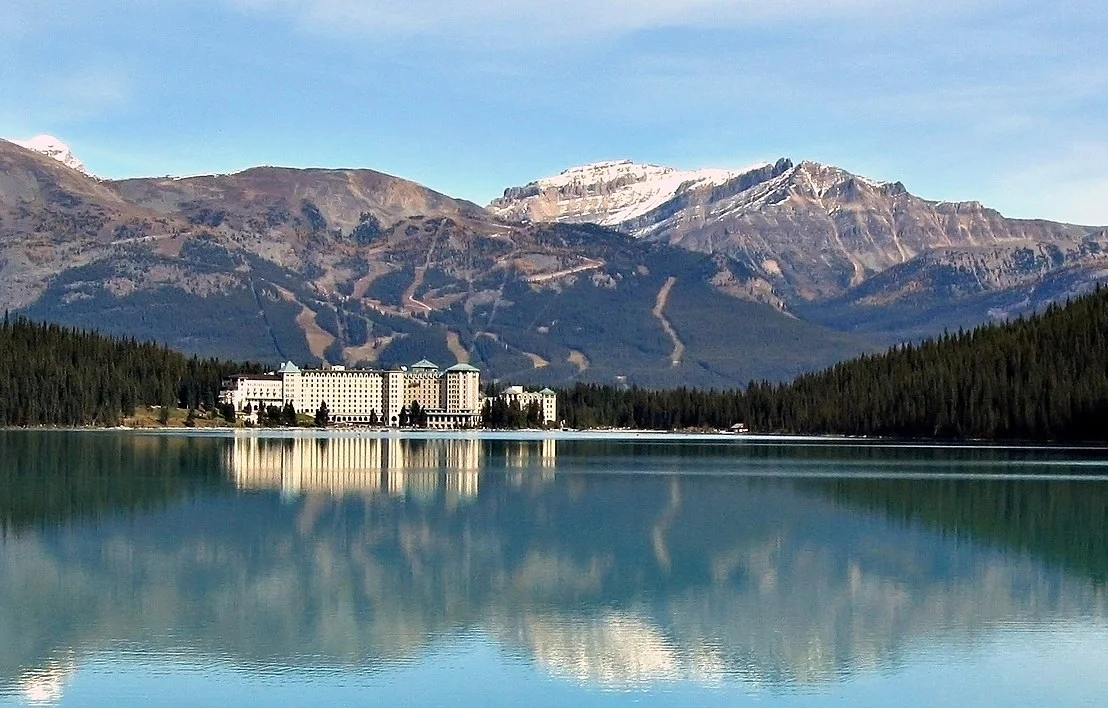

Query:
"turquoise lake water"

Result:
[[2, 430, 1107, 706]]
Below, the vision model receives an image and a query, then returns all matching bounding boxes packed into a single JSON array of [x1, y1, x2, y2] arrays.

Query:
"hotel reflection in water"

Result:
[[224, 434, 557, 501]]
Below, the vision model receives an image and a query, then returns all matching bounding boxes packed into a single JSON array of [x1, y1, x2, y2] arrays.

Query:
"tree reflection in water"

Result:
[[1, 432, 1106, 699]]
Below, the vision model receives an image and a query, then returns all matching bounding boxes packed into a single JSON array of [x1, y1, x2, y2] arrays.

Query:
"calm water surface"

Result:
[[2, 430, 1107, 706]]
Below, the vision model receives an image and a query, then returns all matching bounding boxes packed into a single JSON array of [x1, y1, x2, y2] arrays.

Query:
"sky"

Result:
[[1, 0, 1106, 224]]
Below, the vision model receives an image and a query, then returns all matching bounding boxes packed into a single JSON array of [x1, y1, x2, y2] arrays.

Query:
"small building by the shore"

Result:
[[485, 385, 558, 425]]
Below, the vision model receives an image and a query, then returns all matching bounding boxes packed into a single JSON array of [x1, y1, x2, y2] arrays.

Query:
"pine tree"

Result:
[[0, 315, 263, 427], [282, 402, 298, 427], [220, 402, 236, 424], [263, 405, 282, 427], [409, 400, 428, 428], [554, 287, 1108, 442]]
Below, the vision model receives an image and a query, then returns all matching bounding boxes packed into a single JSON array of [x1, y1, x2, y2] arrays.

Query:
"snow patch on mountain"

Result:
[[9, 135, 88, 174], [491, 159, 769, 227], [490, 157, 934, 252]]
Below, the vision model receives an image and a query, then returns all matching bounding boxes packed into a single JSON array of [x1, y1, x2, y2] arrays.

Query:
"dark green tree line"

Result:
[[559, 286, 1108, 441], [6, 284, 1108, 440], [482, 398, 545, 429], [0, 314, 262, 426]]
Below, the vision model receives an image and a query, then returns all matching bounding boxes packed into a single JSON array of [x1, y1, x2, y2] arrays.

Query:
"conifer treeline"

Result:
[[0, 314, 262, 426], [559, 286, 1108, 441], [5, 286, 1108, 439]]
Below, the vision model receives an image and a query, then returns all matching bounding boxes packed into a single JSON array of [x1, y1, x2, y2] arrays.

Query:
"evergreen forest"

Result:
[[4, 285, 1108, 440], [0, 314, 262, 426], [559, 286, 1108, 441]]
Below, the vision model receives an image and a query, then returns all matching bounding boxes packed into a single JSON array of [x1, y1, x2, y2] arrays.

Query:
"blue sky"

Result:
[[2, 0, 1105, 224]]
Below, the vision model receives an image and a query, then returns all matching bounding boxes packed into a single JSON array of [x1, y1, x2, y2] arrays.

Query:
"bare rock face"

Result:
[[490, 159, 770, 227], [492, 158, 1105, 318], [4, 134, 1105, 386], [1, 138, 868, 388], [0, 140, 139, 310], [113, 166, 488, 235]]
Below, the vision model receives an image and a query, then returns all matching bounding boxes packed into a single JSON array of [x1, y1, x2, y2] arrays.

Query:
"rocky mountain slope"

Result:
[[492, 159, 761, 226], [6, 135, 1105, 386], [0, 139, 866, 388], [7, 135, 88, 174], [493, 159, 1108, 339]]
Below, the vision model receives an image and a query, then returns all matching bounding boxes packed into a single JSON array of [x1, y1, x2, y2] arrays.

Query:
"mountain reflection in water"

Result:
[[1, 431, 1106, 703]]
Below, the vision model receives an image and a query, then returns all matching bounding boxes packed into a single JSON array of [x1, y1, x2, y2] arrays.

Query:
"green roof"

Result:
[[411, 359, 439, 369], [277, 361, 300, 373], [445, 363, 480, 372], [539, 388, 556, 395]]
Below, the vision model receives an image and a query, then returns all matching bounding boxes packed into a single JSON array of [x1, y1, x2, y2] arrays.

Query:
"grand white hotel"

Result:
[[221, 359, 482, 429]]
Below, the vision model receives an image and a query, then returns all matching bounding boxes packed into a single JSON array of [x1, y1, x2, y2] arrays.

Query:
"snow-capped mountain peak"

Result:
[[491, 159, 769, 226], [9, 134, 88, 174]]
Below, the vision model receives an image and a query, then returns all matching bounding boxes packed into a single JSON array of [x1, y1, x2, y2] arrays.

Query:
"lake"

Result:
[[2, 430, 1107, 706]]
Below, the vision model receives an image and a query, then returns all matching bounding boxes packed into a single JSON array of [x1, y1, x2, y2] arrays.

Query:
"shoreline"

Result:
[[4, 425, 1108, 450]]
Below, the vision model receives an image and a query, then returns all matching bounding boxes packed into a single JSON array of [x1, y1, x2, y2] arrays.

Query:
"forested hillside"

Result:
[[0, 315, 260, 426], [560, 286, 1108, 441], [6, 283, 1108, 438]]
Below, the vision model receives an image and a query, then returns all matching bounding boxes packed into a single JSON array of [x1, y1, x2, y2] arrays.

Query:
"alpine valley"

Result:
[[3, 138, 1105, 388]]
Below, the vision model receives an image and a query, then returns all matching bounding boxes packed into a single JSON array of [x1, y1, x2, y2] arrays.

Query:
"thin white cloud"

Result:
[[224, 0, 981, 43], [3, 0, 1103, 224]]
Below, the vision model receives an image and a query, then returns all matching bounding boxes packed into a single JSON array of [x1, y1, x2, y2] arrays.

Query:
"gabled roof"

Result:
[[277, 361, 300, 373], [411, 359, 439, 369], [539, 388, 556, 395], [445, 363, 480, 372]]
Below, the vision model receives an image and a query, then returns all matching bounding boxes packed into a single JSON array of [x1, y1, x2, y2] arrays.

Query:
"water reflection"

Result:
[[228, 435, 480, 501], [13, 658, 74, 706], [1, 432, 1107, 704], [226, 434, 557, 502], [0, 431, 223, 532]]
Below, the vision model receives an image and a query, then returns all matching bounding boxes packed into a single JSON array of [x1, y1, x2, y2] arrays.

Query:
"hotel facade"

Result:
[[494, 385, 558, 425], [221, 359, 482, 429]]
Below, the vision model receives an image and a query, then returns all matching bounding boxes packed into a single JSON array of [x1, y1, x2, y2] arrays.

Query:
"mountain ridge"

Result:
[[3, 136, 1105, 385], [493, 157, 1105, 337], [1, 138, 868, 388], [7, 134, 89, 174]]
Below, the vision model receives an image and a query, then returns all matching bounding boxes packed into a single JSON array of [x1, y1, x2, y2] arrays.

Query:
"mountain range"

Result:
[[493, 159, 1108, 339], [2, 136, 1104, 387]]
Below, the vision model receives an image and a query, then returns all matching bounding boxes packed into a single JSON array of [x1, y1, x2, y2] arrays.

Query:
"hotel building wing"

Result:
[[221, 360, 481, 429]]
